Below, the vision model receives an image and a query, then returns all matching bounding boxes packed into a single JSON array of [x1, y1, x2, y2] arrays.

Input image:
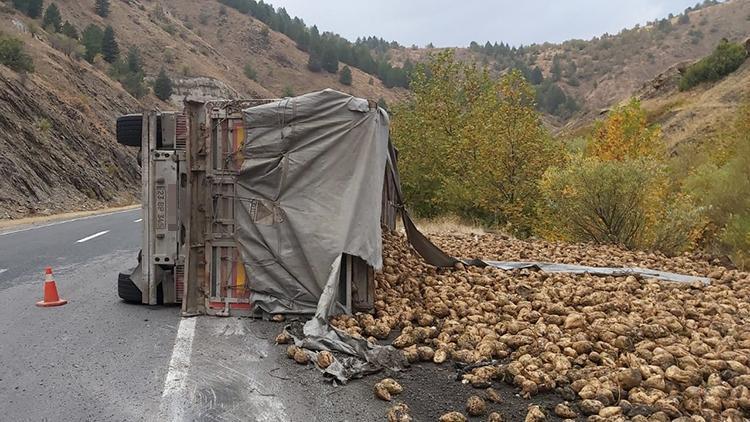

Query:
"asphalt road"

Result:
[[0, 209, 180, 421], [0, 210, 391, 422]]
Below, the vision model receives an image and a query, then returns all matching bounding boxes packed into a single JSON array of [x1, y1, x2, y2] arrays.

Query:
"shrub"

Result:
[[539, 157, 656, 247], [282, 85, 294, 97], [685, 103, 750, 267], [49, 33, 83, 58], [539, 157, 699, 253], [0, 35, 34, 73], [679, 40, 747, 91], [243, 63, 257, 80], [538, 99, 699, 254]]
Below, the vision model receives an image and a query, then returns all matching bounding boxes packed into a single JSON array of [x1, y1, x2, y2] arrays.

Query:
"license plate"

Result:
[[155, 185, 167, 230]]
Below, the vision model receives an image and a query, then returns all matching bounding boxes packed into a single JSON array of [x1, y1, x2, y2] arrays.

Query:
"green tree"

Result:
[[43, 3, 62, 33], [321, 45, 338, 73], [101, 25, 119, 63], [377, 97, 388, 111], [153, 68, 173, 101], [17, 0, 44, 18], [550, 55, 562, 82], [126, 47, 142, 73], [81, 24, 103, 62], [61, 20, 78, 39], [282, 85, 295, 97], [28, 0, 43, 17], [306, 50, 322, 72], [12, 0, 29, 14], [529, 66, 543, 85], [679, 40, 747, 90], [338, 65, 352, 85], [392, 50, 557, 233], [0, 35, 34, 73], [95, 0, 110, 17]]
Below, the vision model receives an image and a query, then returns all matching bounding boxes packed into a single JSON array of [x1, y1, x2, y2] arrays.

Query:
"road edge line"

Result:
[[157, 317, 198, 422]]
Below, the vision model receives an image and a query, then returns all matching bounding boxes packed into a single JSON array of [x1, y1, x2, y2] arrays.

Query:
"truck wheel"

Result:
[[118, 271, 143, 303], [118, 270, 164, 304], [116, 114, 143, 147]]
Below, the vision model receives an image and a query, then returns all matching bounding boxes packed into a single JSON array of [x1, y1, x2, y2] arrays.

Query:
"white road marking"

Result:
[[0, 209, 138, 237], [75, 230, 110, 243], [158, 317, 197, 422], [0, 269, 7, 275], [133, 218, 143, 223]]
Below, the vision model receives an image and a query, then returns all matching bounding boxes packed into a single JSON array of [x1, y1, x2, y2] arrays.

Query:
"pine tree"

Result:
[[81, 24, 103, 62], [126, 47, 142, 74], [306, 50, 322, 72], [43, 3, 62, 32], [95, 0, 110, 17], [321, 45, 338, 74], [338, 65, 352, 86], [153, 68, 173, 101], [550, 55, 562, 82], [27, 0, 43, 18], [12, 0, 29, 14], [101, 25, 119, 63], [529, 66, 543, 85], [61, 21, 78, 39]]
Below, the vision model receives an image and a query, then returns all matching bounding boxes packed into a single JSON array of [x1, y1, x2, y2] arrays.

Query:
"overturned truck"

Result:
[[117, 89, 403, 317], [116, 89, 709, 321]]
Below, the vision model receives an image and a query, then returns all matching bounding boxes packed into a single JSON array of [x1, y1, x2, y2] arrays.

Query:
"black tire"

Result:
[[117, 114, 143, 147], [118, 271, 143, 303], [118, 268, 164, 304]]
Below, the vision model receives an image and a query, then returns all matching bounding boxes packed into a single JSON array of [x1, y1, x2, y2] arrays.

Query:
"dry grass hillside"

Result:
[[390, 0, 750, 128], [0, 0, 404, 218], [638, 56, 750, 149]]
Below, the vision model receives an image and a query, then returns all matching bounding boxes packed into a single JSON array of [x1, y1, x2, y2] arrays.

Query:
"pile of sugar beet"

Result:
[[279, 232, 750, 421]]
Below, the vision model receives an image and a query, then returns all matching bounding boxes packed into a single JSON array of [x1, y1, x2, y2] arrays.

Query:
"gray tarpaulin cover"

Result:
[[235, 89, 389, 315]]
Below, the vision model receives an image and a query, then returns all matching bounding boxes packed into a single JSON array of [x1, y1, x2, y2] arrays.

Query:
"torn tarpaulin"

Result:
[[286, 320, 407, 384]]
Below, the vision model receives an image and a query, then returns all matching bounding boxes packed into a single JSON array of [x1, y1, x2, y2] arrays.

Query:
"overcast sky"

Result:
[[267, 0, 704, 47]]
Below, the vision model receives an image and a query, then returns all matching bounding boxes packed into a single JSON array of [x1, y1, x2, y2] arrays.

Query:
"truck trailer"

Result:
[[115, 91, 401, 317]]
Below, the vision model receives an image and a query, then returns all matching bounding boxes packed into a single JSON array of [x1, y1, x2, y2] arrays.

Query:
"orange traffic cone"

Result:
[[36, 267, 67, 307]]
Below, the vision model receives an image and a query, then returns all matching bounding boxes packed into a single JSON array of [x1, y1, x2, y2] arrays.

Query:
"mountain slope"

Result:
[[389, 0, 750, 127], [0, 0, 405, 218]]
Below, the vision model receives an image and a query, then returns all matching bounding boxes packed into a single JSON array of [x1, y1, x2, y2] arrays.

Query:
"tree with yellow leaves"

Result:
[[588, 99, 662, 161], [538, 100, 701, 254]]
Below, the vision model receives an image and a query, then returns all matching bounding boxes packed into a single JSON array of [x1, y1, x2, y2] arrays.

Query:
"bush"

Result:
[[539, 157, 699, 253], [539, 157, 656, 247], [282, 85, 294, 97], [243, 62, 257, 80], [538, 99, 699, 254], [685, 103, 750, 267], [49, 33, 83, 58], [0, 35, 34, 73], [679, 40, 747, 91]]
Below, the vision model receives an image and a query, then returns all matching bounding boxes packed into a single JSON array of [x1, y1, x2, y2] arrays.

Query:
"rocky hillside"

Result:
[[0, 0, 405, 219]]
